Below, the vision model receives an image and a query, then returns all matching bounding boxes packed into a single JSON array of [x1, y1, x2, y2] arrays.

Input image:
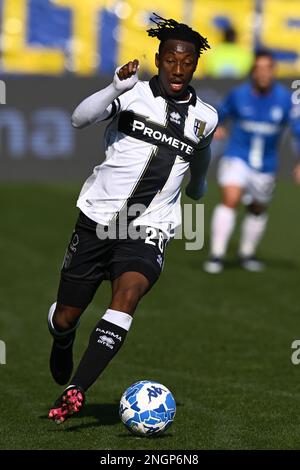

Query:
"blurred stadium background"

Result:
[[1, 0, 300, 180], [1, 0, 300, 451], [1, 0, 300, 76]]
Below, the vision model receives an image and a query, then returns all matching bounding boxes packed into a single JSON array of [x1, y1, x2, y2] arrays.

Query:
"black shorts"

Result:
[[57, 211, 169, 308]]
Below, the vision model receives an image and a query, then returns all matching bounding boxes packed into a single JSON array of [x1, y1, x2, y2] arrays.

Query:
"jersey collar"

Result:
[[149, 76, 197, 106]]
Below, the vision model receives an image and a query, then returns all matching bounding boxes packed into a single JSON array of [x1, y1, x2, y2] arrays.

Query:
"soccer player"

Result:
[[47, 14, 218, 423], [203, 50, 300, 274]]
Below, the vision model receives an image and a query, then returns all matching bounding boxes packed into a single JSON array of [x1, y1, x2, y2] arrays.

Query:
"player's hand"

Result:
[[293, 163, 300, 185], [214, 126, 227, 140], [113, 60, 139, 93], [185, 180, 208, 200]]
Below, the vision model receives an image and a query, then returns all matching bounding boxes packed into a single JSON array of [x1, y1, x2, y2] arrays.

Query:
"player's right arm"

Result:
[[71, 60, 139, 129], [214, 89, 236, 140]]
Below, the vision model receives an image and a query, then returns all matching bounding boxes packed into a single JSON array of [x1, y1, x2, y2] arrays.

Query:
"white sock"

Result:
[[239, 213, 268, 257], [102, 308, 133, 331], [210, 204, 236, 258]]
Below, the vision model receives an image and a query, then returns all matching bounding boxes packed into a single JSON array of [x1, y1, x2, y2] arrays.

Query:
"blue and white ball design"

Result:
[[119, 380, 176, 437]]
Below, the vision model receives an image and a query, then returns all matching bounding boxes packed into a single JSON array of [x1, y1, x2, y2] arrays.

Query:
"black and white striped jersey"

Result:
[[77, 76, 218, 236]]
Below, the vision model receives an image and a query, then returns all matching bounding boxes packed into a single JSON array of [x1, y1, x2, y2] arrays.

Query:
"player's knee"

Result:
[[247, 203, 266, 215], [112, 286, 144, 314], [221, 193, 240, 209], [223, 200, 238, 209], [221, 186, 242, 209], [53, 304, 82, 331]]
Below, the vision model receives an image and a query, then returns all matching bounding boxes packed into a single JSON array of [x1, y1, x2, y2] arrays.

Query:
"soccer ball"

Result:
[[119, 380, 176, 437]]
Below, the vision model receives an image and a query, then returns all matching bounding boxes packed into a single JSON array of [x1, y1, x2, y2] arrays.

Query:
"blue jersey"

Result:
[[218, 81, 300, 173]]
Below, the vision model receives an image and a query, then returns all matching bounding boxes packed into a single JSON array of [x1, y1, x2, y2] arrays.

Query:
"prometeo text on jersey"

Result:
[[131, 119, 194, 156], [118, 110, 205, 161]]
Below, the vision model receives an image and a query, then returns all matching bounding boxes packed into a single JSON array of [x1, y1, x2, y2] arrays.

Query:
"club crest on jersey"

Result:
[[194, 119, 206, 139], [170, 111, 181, 125]]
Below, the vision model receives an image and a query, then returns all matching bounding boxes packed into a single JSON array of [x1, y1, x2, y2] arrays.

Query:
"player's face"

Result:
[[252, 56, 275, 91], [155, 39, 198, 99]]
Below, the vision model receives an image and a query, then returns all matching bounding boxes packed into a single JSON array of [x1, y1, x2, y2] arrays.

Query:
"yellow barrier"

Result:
[[117, 0, 185, 75], [2, 0, 65, 74], [1, 0, 300, 76]]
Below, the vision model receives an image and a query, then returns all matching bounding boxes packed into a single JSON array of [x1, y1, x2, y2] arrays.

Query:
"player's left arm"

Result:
[[185, 109, 218, 200], [185, 145, 211, 200]]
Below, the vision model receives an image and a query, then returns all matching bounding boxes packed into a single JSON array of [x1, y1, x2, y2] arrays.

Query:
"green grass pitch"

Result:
[[0, 181, 300, 450]]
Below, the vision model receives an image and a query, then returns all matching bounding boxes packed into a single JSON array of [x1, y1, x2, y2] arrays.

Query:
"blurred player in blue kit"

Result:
[[204, 50, 300, 273]]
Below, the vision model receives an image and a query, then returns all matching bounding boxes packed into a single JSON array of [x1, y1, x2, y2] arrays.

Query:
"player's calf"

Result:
[[48, 303, 81, 385], [239, 211, 268, 270]]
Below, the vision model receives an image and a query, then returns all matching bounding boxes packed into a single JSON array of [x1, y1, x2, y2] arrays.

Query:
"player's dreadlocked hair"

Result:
[[147, 13, 210, 58]]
